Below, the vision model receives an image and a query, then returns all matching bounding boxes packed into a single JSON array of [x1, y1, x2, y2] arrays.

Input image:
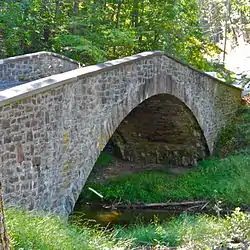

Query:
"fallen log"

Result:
[[115, 200, 207, 209]]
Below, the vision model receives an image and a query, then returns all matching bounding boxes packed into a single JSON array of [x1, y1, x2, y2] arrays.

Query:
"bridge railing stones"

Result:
[[0, 51, 82, 82], [0, 51, 242, 215]]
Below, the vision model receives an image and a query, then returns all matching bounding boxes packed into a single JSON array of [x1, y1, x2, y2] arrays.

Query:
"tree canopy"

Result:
[[0, 0, 250, 70]]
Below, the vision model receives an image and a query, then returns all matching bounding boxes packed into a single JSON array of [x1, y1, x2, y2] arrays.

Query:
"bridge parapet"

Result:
[[0, 51, 81, 82]]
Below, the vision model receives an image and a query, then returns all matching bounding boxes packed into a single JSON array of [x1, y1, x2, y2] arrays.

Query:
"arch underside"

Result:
[[104, 94, 209, 167]]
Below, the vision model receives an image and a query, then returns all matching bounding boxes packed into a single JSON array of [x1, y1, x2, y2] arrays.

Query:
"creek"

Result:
[[69, 198, 218, 229], [70, 153, 208, 227], [71, 202, 183, 226]]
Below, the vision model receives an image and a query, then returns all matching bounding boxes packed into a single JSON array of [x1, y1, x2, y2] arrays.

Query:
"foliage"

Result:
[[5, 208, 131, 250], [5, 207, 250, 249], [57, 0, 219, 69], [82, 152, 250, 205], [1, 0, 250, 71], [0, 0, 71, 57], [53, 34, 106, 64], [0, 0, 223, 71], [199, 0, 250, 46], [215, 106, 250, 156], [95, 152, 114, 167], [114, 208, 250, 248]]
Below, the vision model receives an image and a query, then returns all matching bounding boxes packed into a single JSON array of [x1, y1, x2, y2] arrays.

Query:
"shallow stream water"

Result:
[[70, 202, 184, 226]]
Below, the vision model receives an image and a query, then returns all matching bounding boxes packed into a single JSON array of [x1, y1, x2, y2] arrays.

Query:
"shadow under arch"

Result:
[[74, 93, 210, 213], [99, 93, 209, 169]]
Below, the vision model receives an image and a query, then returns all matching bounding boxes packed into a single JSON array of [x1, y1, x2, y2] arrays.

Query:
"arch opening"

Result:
[[87, 93, 209, 187], [105, 93, 209, 167], [73, 93, 210, 214]]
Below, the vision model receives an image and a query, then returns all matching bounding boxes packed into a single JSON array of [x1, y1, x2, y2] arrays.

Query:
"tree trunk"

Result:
[[55, 0, 60, 26], [115, 0, 124, 28], [131, 0, 139, 27], [0, 182, 10, 250], [113, 0, 124, 56], [73, 0, 79, 15]]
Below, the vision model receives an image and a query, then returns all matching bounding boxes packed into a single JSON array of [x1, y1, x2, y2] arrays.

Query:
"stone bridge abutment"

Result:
[[0, 51, 241, 215]]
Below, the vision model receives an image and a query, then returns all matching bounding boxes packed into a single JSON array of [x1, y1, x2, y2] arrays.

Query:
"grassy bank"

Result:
[[5, 208, 131, 250], [5, 208, 250, 249], [115, 208, 250, 249], [82, 152, 250, 206]]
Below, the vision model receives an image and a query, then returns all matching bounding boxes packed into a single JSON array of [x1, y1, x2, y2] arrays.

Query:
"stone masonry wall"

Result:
[[0, 51, 242, 215], [0, 52, 81, 82]]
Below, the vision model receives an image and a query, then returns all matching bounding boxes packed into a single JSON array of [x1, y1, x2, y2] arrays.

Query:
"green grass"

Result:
[[216, 106, 250, 156], [114, 208, 250, 248], [82, 152, 250, 205], [5, 208, 131, 250], [5, 207, 250, 249], [95, 152, 113, 166]]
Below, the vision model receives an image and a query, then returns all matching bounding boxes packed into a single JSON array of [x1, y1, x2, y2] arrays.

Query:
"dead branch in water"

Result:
[[115, 200, 207, 209]]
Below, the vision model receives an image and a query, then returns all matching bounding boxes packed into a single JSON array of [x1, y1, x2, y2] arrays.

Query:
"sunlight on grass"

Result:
[[5, 207, 250, 249], [82, 152, 250, 205], [114, 208, 250, 248], [6, 208, 132, 250]]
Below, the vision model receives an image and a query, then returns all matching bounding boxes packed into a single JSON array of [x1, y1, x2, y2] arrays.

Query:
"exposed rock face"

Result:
[[111, 94, 209, 166], [0, 182, 10, 250]]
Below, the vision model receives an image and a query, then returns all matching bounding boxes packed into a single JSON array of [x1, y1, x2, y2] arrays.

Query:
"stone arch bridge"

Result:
[[0, 51, 241, 215]]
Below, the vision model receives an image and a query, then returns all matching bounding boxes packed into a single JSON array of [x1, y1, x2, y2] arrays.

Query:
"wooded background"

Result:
[[0, 0, 249, 71]]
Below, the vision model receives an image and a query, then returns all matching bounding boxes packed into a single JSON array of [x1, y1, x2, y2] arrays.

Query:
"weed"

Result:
[[114, 208, 250, 248], [5, 208, 132, 250], [95, 152, 113, 166], [215, 106, 250, 156], [81, 152, 250, 205]]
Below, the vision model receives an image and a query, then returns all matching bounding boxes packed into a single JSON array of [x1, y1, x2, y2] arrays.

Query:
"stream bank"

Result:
[[69, 150, 250, 248], [69, 104, 250, 249]]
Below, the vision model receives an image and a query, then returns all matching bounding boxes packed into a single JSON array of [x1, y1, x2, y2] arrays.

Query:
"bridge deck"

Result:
[[0, 81, 27, 91]]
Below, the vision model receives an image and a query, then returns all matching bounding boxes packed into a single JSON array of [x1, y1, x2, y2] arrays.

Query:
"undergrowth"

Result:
[[115, 208, 250, 249], [5, 207, 250, 249], [216, 106, 250, 156], [5, 208, 131, 250], [82, 152, 250, 205]]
